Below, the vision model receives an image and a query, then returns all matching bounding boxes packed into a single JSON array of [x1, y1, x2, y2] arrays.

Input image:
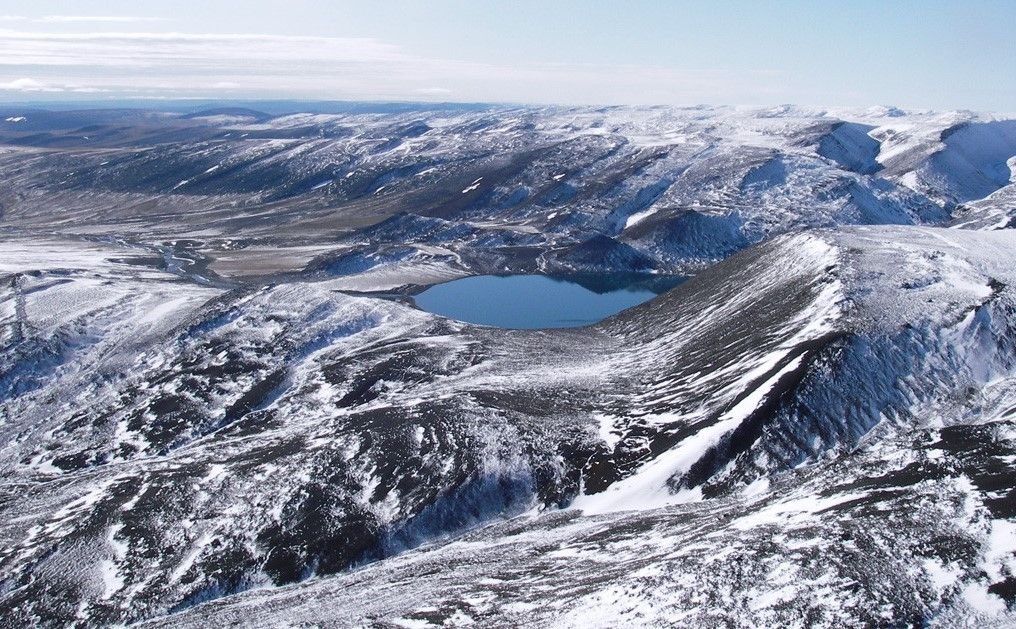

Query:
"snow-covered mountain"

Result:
[[1, 105, 1015, 627], [1, 105, 1014, 286]]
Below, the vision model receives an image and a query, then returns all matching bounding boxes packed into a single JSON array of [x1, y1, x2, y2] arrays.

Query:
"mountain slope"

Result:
[[3, 105, 1013, 287], [1, 225, 1014, 626]]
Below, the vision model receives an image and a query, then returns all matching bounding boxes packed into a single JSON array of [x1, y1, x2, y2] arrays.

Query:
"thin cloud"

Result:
[[37, 16, 170, 24], [0, 28, 771, 105], [0, 77, 63, 91], [0, 76, 110, 93]]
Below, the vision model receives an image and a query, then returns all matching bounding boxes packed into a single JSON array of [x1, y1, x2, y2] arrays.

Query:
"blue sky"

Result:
[[0, 0, 1013, 110]]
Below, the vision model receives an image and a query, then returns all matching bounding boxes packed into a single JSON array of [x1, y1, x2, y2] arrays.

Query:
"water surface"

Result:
[[414, 274, 684, 329]]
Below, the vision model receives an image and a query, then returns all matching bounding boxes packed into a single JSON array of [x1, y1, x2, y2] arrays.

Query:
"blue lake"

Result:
[[414, 274, 685, 329]]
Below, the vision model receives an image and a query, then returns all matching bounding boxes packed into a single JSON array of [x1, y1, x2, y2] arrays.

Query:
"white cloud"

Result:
[[37, 16, 169, 24], [0, 77, 110, 93], [0, 15, 167, 25], [0, 28, 771, 105], [0, 77, 63, 91]]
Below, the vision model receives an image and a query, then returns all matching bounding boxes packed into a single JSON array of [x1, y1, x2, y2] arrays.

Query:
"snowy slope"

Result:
[[149, 419, 1016, 628], [2, 104, 1016, 626], [1, 224, 1015, 626], [1, 105, 1013, 287]]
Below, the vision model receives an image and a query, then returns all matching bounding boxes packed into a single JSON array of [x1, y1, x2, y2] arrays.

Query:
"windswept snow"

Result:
[[2, 104, 1016, 627]]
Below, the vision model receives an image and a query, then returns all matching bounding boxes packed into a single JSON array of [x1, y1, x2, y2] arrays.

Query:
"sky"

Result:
[[0, 0, 1013, 111]]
